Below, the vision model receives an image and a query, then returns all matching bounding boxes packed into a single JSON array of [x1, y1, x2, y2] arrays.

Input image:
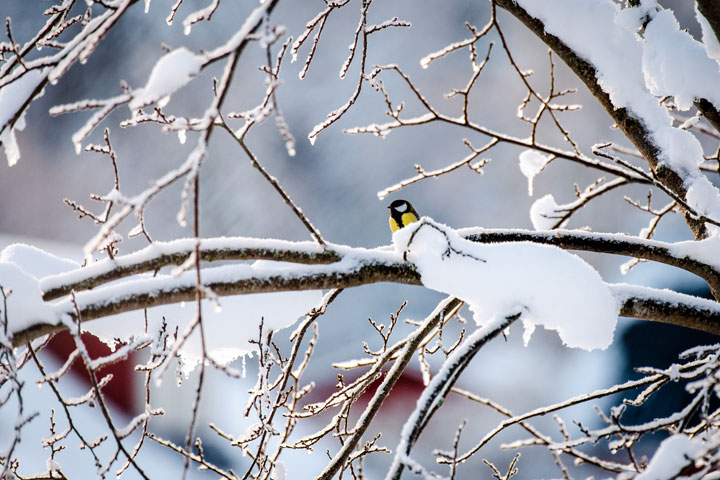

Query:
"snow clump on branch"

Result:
[[392, 218, 618, 350], [129, 47, 204, 113]]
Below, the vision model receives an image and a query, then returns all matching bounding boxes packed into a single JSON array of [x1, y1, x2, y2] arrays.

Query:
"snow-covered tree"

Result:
[[1, 0, 720, 478]]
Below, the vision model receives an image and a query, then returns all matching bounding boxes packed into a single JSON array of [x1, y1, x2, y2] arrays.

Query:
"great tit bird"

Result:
[[388, 199, 420, 232]]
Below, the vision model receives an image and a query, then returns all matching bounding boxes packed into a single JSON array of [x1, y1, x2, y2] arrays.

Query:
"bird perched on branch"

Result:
[[388, 199, 420, 232]]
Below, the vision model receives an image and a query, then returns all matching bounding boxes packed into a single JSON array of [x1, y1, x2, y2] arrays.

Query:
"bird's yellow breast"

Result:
[[390, 212, 419, 232], [402, 212, 419, 227]]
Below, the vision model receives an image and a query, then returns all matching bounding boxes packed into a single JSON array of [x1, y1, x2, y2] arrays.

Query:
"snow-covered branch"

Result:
[[40, 237, 341, 301], [317, 296, 462, 479], [4, 223, 720, 349], [462, 227, 720, 298], [386, 312, 521, 480], [697, 0, 720, 47], [496, 0, 720, 240], [6, 245, 416, 346], [38, 226, 720, 305]]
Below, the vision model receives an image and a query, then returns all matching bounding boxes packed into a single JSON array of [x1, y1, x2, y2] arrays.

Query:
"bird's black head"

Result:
[[388, 199, 411, 213]]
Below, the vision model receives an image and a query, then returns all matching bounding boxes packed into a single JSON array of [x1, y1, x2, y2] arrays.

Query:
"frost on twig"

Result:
[[0, 0, 136, 166], [181, 0, 221, 35], [304, 0, 411, 144], [344, 51, 636, 200], [291, 0, 350, 79]]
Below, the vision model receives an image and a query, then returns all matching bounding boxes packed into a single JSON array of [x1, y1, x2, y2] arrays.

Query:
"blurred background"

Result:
[[1, 0, 718, 478]]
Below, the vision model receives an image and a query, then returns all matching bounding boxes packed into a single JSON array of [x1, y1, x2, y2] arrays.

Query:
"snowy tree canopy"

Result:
[[2, 0, 720, 478]]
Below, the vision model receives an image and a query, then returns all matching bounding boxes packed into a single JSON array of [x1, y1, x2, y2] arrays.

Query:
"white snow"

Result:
[[614, 0, 657, 32], [609, 282, 720, 314], [529, 194, 563, 230], [518, 149, 551, 196], [686, 176, 720, 225], [0, 243, 79, 279], [635, 434, 707, 480], [696, 5, 720, 65], [0, 69, 46, 166], [0, 244, 80, 333], [0, 120, 21, 167], [393, 219, 618, 350], [0, 263, 58, 334], [271, 461, 286, 480], [129, 47, 204, 113], [668, 235, 720, 272], [0, 69, 46, 132], [642, 9, 720, 111]]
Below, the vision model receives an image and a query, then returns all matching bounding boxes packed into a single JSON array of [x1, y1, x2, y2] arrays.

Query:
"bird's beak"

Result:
[[387, 205, 391, 209]]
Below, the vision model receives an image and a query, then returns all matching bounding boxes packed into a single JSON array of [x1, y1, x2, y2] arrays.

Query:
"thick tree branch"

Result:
[[461, 228, 720, 299], [13, 260, 420, 346], [695, 98, 720, 135], [39, 229, 720, 303], [495, 0, 708, 239], [10, 228, 717, 349], [12, 256, 720, 347], [612, 284, 720, 334], [41, 238, 341, 301]]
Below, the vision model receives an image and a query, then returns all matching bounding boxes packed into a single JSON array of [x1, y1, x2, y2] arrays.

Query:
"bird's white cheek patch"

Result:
[[396, 203, 408, 212]]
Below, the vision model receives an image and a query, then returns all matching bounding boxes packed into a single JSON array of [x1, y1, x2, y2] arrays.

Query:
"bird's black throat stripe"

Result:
[[390, 208, 406, 228]]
